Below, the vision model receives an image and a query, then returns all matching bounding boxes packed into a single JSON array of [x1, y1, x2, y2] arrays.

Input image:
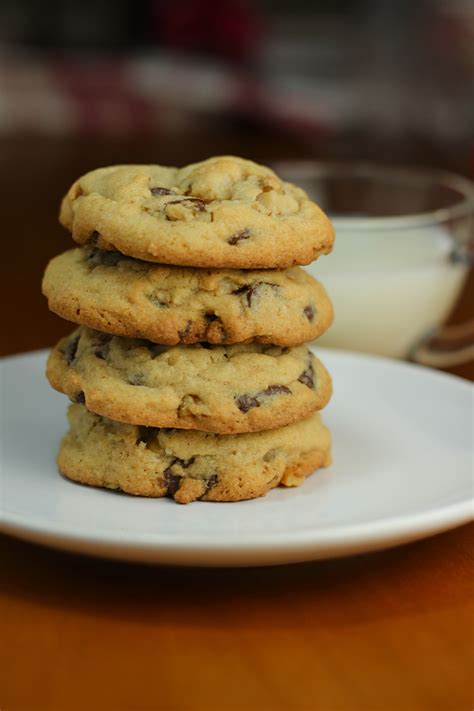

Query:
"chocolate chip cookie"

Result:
[[42, 247, 333, 347], [59, 156, 334, 268], [58, 404, 332, 503], [47, 327, 332, 433]]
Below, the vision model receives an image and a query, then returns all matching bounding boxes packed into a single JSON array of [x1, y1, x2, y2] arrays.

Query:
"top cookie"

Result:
[[59, 156, 334, 268]]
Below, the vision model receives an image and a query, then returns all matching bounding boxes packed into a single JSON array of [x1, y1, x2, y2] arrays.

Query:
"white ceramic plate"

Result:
[[1, 349, 472, 566]]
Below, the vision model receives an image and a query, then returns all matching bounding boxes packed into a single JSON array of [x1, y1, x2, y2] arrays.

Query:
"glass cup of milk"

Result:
[[275, 162, 474, 361]]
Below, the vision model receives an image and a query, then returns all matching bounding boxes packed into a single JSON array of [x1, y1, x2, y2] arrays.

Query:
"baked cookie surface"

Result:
[[47, 327, 332, 433], [58, 404, 332, 503], [42, 247, 333, 347], [59, 156, 334, 268]]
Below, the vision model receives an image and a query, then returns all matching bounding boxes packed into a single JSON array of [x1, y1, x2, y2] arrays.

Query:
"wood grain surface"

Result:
[[0, 137, 473, 711]]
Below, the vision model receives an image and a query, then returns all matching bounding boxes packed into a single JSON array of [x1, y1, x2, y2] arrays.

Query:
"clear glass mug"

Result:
[[274, 162, 474, 365]]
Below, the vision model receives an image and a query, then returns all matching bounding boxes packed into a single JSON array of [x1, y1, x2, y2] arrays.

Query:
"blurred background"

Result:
[[1, 0, 473, 372], [2, 0, 473, 166]]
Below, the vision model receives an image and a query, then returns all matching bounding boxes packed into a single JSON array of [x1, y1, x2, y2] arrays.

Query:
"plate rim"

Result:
[[1, 501, 472, 566], [2, 499, 472, 548]]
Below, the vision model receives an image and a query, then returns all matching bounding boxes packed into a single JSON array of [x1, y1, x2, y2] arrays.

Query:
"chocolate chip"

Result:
[[94, 334, 111, 360], [233, 281, 280, 307], [89, 230, 101, 245], [204, 313, 227, 342], [232, 284, 253, 306], [235, 385, 291, 413], [64, 335, 80, 365], [179, 320, 192, 341], [167, 198, 206, 211], [304, 305, 315, 322], [72, 390, 85, 404], [198, 473, 218, 500], [298, 361, 315, 389], [205, 473, 218, 489], [127, 373, 146, 386], [163, 466, 181, 497], [151, 187, 174, 196], [227, 228, 251, 245], [235, 393, 260, 413], [262, 385, 291, 397], [162, 456, 195, 497]]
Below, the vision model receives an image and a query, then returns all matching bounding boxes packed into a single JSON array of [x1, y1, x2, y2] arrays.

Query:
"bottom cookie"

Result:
[[59, 404, 332, 503]]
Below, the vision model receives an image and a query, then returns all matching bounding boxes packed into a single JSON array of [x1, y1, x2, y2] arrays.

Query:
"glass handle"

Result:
[[411, 320, 474, 368], [451, 238, 474, 266]]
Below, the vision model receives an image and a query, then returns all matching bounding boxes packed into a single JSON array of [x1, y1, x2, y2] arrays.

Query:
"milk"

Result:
[[306, 224, 469, 358]]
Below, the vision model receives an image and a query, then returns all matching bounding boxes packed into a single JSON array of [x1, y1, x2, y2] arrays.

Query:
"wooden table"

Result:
[[1, 138, 473, 711]]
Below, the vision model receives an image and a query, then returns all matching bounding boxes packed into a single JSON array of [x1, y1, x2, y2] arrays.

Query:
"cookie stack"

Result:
[[42, 156, 335, 503]]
